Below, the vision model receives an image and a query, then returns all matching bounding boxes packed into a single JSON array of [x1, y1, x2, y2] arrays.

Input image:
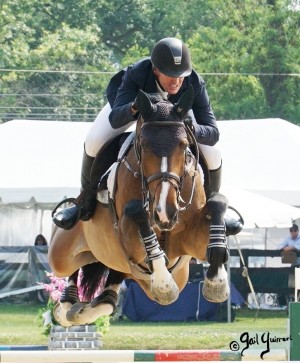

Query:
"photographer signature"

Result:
[[229, 331, 292, 359]]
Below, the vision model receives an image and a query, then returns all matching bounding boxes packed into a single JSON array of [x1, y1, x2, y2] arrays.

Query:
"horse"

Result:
[[48, 85, 230, 326]]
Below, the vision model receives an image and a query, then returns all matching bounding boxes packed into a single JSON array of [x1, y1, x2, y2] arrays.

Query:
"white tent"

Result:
[[221, 187, 300, 229], [0, 120, 90, 204], [218, 118, 300, 207], [0, 120, 90, 245], [0, 118, 300, 246]]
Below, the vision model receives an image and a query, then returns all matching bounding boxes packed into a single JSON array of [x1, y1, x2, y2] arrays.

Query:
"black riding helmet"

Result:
[[151, 37, 192, 78]]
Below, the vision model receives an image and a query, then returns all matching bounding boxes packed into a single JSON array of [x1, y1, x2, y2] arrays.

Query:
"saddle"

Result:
[[96, 132, 135, 205]]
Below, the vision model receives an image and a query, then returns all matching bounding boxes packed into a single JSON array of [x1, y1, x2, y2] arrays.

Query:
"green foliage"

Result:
[[37, 299, 56, 336], [0, 0, 299, 123], [94, 315, 111, 335], [188, 0, 300, 122]]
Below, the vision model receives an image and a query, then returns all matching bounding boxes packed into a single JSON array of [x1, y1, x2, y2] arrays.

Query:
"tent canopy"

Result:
[[1, 117, 300, 206], [0, 120, 90, 205], [221, 187, 300, 229], [0, 118, 299, 245], [218, 118, 300, 206]]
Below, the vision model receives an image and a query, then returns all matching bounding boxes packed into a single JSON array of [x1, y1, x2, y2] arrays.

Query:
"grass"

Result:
[[103, 309, 289, 350], [0, 304, 48, 346], [0, 303, 290, 352]]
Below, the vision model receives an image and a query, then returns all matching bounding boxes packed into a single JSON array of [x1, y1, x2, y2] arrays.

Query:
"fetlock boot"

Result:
[[207, 164, 243, 236], [52, 148, 97, 230]]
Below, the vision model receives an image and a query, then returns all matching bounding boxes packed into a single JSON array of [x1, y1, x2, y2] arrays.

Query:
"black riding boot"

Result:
[[207, 164, 243, 236], [52, 148, 97, 230]]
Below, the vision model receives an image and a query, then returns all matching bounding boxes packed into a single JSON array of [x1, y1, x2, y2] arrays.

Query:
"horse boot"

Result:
[[52, 148, 97, 230], [207, 164, 243, 236]]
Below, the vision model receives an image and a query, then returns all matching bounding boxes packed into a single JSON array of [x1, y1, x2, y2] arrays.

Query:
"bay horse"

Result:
[[48, 86, 230, 326]]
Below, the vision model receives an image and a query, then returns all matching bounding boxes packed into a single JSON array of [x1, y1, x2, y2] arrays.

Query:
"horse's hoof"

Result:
[[53, 303, 73, 327], [66, 302, 114, 325], [152, 289, 179, 305], [151, 279, 179, 305], [66, 302, 89, 323], [202, 277, 229, 303]]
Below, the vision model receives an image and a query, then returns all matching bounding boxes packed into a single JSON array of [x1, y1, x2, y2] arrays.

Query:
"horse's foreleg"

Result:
[[203, 193, 230, 303], [124, 200, 179, 304]]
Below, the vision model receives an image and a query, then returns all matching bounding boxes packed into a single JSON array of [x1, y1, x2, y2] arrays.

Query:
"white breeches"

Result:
[[85, 103, 222, 171]]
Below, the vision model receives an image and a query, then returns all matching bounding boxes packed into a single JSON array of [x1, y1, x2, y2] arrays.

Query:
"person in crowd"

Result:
[[52, 37, 242, 236], [278, 224, 300, 252], [278, 223, 300, 266], [34, 234, 48, 246], [277, 223, 300, 304]]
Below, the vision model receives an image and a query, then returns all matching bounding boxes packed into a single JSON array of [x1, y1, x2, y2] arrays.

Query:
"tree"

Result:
[[187, 0, 300, 122], [0, 0, 299, 123]]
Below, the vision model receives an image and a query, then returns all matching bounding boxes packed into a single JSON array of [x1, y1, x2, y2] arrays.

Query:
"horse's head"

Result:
[[135, 85, 197, 231]]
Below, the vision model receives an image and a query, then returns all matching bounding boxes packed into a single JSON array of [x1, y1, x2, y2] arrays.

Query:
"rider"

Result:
[[53, 37, 242, 235]]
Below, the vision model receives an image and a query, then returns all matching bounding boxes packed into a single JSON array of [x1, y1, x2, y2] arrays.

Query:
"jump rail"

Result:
[[0, 349, 287, 362]]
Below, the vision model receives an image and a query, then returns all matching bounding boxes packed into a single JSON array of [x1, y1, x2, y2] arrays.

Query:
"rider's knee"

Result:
[[199, 143, 222, 170]]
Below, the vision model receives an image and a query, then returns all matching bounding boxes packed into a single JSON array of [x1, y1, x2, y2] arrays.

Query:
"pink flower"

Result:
[[56, 278, 67, 292], [39, 272, 67, 302], [50, 289, 62, 302]]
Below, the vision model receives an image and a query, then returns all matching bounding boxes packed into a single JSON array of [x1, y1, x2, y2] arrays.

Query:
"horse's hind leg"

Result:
[[203, 192, 230, 303], [53, 271, 79, 327], [66, 269, 125, 325]]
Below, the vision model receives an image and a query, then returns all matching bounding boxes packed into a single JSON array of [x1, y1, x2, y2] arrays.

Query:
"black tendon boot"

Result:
[[52, 149, 97, 230], [207, 164, 243, 236]]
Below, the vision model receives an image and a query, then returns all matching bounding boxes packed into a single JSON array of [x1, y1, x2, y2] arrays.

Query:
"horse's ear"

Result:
[[136, 89, 154, 117], [173, 85, 194, 117]]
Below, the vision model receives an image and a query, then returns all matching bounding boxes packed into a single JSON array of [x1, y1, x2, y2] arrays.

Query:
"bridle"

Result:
[[125, 117, 200, 213]]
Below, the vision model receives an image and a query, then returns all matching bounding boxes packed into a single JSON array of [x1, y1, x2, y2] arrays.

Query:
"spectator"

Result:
[[278, 224, 300, 265], [277, 223, 300, 305], [34, 234, 47, 246]]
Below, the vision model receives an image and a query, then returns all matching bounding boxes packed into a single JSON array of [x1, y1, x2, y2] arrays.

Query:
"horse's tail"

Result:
[[80, 262, 108, 301], [105, 269, 126, 287], [80, 262, 126, 301]]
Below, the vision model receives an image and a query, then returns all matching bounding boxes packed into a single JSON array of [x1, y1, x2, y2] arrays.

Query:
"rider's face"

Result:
[[153, 68, 184, 95]]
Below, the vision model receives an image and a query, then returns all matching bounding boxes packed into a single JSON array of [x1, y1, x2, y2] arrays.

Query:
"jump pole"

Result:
[[0, 349, 288, 362], [0, 346, 47, 351], [0, 349, 241, 362]]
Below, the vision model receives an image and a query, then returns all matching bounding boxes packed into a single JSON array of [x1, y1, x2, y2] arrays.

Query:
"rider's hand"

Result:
[[183, 116, 194, 131], [130, 98, 139, 117]]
